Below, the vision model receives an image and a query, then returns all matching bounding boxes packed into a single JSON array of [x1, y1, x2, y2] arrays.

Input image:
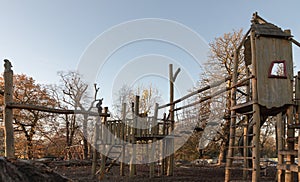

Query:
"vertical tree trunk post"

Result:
[[250, 30, 261, 182], [83, 114, 89, 159], [296, 71, 300, 180], [4, 59, 14, 159], [296, 71, 300, 124], [224, 50, 239, 182], [243, 67, 250, 180], [161, 113, 167, 175], [99, 107, 108, 178], [167, 64, 180, 176], [285, 106, 294, 182], [92, 116, 101, 176], [130, 96, 139, 177], [277, 113, 284, 182], [150, 103, 159, 178], [298, 128, 300, 181], [120, 103, 126, 176]]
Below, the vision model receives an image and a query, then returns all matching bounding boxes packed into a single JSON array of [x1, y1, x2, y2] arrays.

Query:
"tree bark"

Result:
[[82, 114, 88, 159], [26, 139, 33, 159]]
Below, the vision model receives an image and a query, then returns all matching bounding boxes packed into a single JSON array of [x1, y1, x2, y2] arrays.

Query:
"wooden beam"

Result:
[[237, 28, 251, 51], [6, 102, 110, 117], [4, 59, 14, 158], [289, 37, 300, 48], [158, 75, 232, 109]]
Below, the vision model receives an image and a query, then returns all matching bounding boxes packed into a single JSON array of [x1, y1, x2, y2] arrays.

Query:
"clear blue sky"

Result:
[[1, 0, 300, 107]]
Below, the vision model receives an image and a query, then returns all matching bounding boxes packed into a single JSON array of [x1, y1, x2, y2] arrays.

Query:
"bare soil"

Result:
[[49, 161, 277, 182]]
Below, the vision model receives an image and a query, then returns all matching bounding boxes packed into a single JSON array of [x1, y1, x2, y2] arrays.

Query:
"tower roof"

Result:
[[251, 12, 292, 38]]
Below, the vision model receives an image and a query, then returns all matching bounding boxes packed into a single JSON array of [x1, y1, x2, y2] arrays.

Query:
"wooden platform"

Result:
[[231, 101, 254, 114], [231, 101, 290, 116], [135, 134, 168, 140]]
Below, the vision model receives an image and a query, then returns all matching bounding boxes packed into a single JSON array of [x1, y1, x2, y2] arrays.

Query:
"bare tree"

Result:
[[58, 71, 100, 159], [112, 84, 162, 119], [199, 29, 246, 164], [46, 84, 79, 158]]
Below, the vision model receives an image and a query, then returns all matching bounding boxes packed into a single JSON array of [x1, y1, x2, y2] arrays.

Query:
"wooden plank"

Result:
[[231, 100, 254, 113], [287, 124, 300, 129], [278, 150, 298, 156], [6, 102, 109, 117], [227, 156, 253, 160], [255, 34, 293, 109], [277, 164, 300, 172]]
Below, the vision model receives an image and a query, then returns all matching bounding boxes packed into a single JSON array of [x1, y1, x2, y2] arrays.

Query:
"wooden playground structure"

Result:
[[225, 13, 300, 182], [1, 13, 300, 181]]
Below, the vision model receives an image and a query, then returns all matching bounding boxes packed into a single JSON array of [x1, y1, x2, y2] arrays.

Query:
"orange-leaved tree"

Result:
[[0, 74, 58, 159]]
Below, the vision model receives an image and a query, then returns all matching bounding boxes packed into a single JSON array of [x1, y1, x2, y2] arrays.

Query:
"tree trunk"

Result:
[[218, 142, 225, 164], [218, 132, 229, 165], [82, 114, 88, 159], [26, 139, 33, 159], [218, 88, 231, 165]]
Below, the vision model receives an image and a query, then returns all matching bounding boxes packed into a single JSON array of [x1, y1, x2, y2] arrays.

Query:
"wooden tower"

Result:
[[225, 13, 300, 181]]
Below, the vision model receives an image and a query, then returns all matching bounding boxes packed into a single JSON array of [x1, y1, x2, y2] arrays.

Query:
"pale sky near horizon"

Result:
[[0, 1, 300, 107]]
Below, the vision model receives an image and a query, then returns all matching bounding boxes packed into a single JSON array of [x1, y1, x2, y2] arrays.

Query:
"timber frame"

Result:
[[1, 59, 110, 158], [225, 13, 300, 182], [2, 12, 300, 181]]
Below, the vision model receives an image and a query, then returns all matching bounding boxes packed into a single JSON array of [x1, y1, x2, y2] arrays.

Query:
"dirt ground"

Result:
[[49, 161, 277, 182]]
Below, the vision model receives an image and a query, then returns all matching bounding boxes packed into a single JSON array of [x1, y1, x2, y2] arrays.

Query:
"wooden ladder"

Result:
[[226, 113, 255, 181], [97, 144, 123, 180]]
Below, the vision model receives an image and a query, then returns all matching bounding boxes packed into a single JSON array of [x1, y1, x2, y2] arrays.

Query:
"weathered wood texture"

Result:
[[252, 23, 292, 38], [6, 102, 109, 117], [4, 60, 14, 158], [255, 34, 293, 108], [0, 127, 4, 154]]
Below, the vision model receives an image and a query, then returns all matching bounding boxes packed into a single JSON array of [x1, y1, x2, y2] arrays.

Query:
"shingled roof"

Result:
[[251, 13, 292, 38]]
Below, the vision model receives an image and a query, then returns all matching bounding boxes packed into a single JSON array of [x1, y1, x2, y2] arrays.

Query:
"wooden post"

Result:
[[224, 50, 239, 182], [277, 113, 284, 182], [298, 129, 300, 181], [130, 96, 139, 177], [167, 64, 180, 176], [161, 113, 166, 175], [92, 116, 101, 176], [243, 68, 250, 180], [252, 104, 261, 181], [150, 103, 159, 178], [4, 60, 14, 158], [296, 71, 300, 124], [249, 30, 261, 182], [285, 106, 294, 182], [296, 71, 300, 181], [99, 107, 108, 178], [120, 103, 126, 176]]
